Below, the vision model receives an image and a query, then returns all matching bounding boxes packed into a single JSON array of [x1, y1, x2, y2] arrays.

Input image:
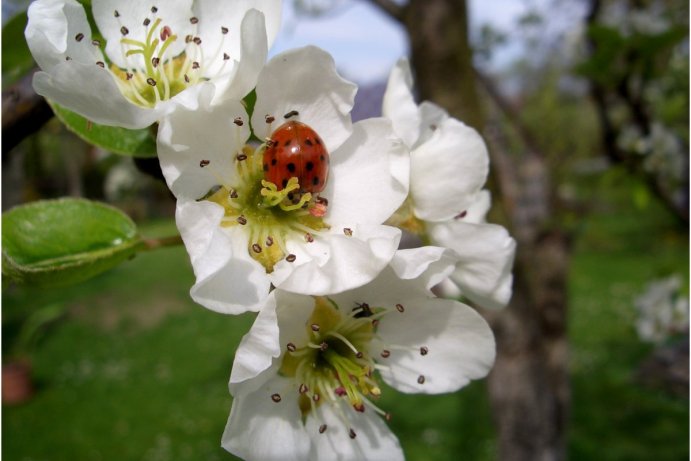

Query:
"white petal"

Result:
[[411, 117, 489, 222], [157, 86, 249, 199], [324, 118, 409, 225], [389, 246, 458, 291], [223, 375, 311, 461], [269, 224, 401, 296], [382, 58, 420, 149], [26, 0, 103, 70], [32, 62, 159, 129], [194, 0, 281, 78], [252, 46, 357, 152], [377, 297, 495, 394], [229, 293, 281, 385], [92, 0, 195, 69], [211, 8, 268, 103], [176, 200, 270, 314], [306, 403, 404, 461], [417, 100, 449, 145], [429, 221, 516, 310], [461, 189, 492, 224]]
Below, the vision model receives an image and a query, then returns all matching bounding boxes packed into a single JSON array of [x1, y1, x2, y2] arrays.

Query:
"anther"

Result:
[[151, 57, 160, 68], [252, 243, 262, 253], [192, 61, 200, 69], [266, 139, 277, 148], [385, 413, 392, 422], [353, 403, 365, 413], [417, 375, 426, 384], [305, 233, 314, 243], [312, 393, 320, 402], [287, 342, 297, 352], [286, 254, 297, 262], [96, 61, 105, 68], [311, 324, 320, 332], [221, 26, 229, 34], [114, 10, 120, 17], [223, 53, 230, 60], [265, 236, 274, 247], [396, 303, 405, 312], [184, 74, 190, 83], [236, 154, 248, 161], [126, 72, 133, 80], [316, 197, 329, 206], [160, 26, 172, 41], [265, 114, 275, 124], [372, 319, 380, 327], [147, 77, 157, 86], [185, 34, 193, 43], [430, 124, 437, 130], [151, 6, 158, 13], [299, 383, 309, 394], [91, 39, 101, 46], [75, 33, 84, 42], [233, 117, 244, 126], [334, 387, 346, 396], [356, 351, 364, 359], [455, 210, 468, 219], [420, 346, 429, 356], [237, 216, 247, 225], [349, 429, 357, 439], [320, 342, 328, 351], [283, 110, 299, 119], [65, 56, 72, 61], [381, 350, 391, 358], [143, 18, 151, 26], [199, 159, 210, 167], [190, 17, 199, 24], [229, 189, 239, 199], [343, 228, 353, 236], [120, 26, 129, 36], [271, 393, 282, 403], [193, 37, 202, 45], [319, 424, 327, 434]]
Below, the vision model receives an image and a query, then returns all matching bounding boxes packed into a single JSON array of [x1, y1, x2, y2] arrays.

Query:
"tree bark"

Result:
[[400, 1, 571, 460]]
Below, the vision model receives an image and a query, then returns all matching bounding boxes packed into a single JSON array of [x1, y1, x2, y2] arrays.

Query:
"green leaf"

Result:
[[2, 11, 34, 90], [49, 102, 157, 157], [3, 198, 145, 287]]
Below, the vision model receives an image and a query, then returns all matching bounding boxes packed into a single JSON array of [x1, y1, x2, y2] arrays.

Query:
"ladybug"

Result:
[[263, 120, 329, 193]]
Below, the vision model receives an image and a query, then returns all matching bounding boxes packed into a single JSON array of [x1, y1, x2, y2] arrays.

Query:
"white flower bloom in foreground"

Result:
[[25, 0, 281, 128], [157, 46, 409, 314], [383, 58, 516, 310], [223, 248, 495, 461], [634, 274, 689, 344]]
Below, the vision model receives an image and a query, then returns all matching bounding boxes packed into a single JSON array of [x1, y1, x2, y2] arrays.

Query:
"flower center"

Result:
[[279, 297, 385, 418], [204, 143, 329, 272], [110, 7, 232, 107]]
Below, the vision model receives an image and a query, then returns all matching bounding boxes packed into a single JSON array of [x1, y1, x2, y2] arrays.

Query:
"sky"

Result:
[[270, 0, 571, 85]]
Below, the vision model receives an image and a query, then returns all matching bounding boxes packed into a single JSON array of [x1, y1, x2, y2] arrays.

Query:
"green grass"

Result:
[[3, 176, 688, 461]]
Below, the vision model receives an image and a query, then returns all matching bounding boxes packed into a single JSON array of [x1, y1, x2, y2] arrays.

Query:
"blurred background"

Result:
[[2, 0, 688, 460]]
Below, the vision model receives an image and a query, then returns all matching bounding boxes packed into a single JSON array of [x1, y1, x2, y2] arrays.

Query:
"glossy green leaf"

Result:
[[49, 102, 157, 157], [2, 11, 34, 89], [3, 198, 145, 287]]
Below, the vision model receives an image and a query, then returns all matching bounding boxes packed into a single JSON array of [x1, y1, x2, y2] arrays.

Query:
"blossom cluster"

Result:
[[26, 1, 516, 460]]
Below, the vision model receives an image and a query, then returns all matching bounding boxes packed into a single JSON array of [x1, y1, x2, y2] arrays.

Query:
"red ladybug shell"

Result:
[[263, 121, 329, 193]]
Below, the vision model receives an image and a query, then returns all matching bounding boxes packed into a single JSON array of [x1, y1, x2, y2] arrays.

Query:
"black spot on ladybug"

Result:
[[284, 139, 292, 147], [287, 163, 296, 173], [282, 179, 288, 188], [263, 163, 269, 172], [312, 177, 320, 186], [320, 154, 325, 161], [315, 137, 322, 145], [271, 158, 277, 166], [306, 161, 314, 171], [305, 138, 313, 146]]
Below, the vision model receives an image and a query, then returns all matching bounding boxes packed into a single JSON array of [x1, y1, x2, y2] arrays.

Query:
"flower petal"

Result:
[[157, 85, 249, 200], [376, 297, 495, 394], [411, 117, 489, 222], [429, 221, 516, 310], [325, 118, 409, 225], [251, 46, 357, 152], [223, 375, 311, 461], [382, 58, 420, 149], [194, 0, 281, 79], [176, 200, 270, 314], [417, 100, 449, 145], [32, 62, 159, 129], [92, 0, 195, 69], [389, 246, 457, 291], [306, 403, 404, 461], [269, 224, 401, 295], [26, 0, 103, 70]]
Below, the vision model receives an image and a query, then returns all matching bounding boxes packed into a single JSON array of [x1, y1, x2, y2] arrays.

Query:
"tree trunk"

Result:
[[403, 1, 571, 460]]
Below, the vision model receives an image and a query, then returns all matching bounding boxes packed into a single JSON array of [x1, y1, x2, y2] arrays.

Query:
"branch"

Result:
[[366, 0, 405, 23], [2, 69, 54, 157]]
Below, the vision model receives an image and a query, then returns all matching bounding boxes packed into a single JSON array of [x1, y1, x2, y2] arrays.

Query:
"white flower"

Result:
[[223, 247, 495, 461], [634, 274, 689, 343], [157, 46, 409, 314], [383, 58, 516, 310], [25, 0, 282, 129]]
